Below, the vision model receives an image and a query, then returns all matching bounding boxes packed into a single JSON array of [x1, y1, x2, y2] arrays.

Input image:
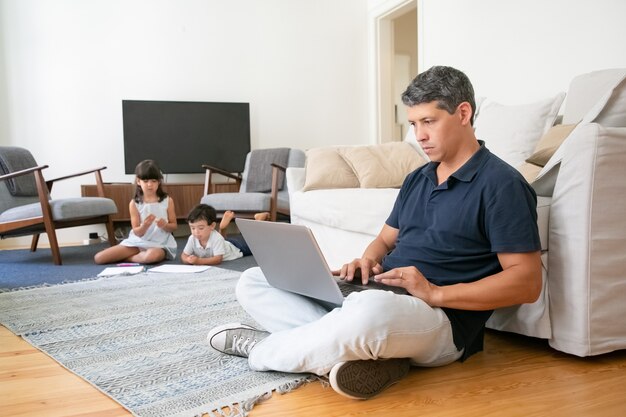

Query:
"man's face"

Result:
[[406, 101, 466, 163]]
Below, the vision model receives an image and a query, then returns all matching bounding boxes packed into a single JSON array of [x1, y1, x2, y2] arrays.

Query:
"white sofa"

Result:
[[287, 69, 626, 357]]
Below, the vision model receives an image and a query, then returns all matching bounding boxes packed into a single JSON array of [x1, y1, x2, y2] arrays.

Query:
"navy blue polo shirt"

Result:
[[383, 141, 541, 360]]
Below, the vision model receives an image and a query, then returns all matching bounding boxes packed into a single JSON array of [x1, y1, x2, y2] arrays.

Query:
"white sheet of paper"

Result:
[[97, 266, 145, 277], [148, 264, 211, 273]]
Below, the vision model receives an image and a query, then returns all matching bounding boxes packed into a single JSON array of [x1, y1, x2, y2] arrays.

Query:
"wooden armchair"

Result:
[[201, 148, 305, 221], [0, 146, 118, 265]]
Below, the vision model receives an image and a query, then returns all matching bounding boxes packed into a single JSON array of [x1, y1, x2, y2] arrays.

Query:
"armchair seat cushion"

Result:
[[0, 197, 117, 222], [201, 193, 272, 212]]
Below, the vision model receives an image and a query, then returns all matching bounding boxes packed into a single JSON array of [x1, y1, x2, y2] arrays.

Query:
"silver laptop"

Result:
[[235, 218, 407, 306]]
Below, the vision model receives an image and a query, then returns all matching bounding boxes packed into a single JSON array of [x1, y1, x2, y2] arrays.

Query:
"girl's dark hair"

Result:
[[134, 159, 167, 203], [187, 204, 217, 224]]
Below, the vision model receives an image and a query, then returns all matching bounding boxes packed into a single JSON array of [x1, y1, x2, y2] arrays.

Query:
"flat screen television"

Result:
[[122, 100, 251, 174]]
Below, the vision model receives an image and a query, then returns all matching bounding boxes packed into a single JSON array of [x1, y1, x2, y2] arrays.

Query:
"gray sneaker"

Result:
[[329, 358, 411, 400], [206, 322, 269, 358]]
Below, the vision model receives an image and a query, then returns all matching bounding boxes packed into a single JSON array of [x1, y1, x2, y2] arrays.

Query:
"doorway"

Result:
[[369, 0, 418, 144]]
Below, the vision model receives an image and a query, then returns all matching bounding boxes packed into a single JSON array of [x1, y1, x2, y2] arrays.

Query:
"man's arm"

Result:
[[337, 224, 399, 285], [375, 251, 542, 310]]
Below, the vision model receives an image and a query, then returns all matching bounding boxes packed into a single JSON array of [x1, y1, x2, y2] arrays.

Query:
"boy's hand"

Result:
[[186, 255, 198, 265]]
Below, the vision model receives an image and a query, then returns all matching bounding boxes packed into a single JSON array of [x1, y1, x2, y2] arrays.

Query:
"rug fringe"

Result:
[[195, 376, 318, 417], [0, 276, 103, 293], [238, 375, 316, 415]]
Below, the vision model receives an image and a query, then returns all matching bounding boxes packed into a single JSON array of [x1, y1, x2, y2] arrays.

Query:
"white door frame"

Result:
[[367, 0, 419, 144]]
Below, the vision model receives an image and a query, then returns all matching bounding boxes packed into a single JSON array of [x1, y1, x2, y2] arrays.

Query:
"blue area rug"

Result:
[[0, 237, 257, 291], [0, 268, 308, 417]]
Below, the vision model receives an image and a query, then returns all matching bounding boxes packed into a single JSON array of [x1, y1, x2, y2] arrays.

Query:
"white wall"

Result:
[[3, 0, 625, 247], [419, 0, 626, 104], [0, 0, 369, 245]]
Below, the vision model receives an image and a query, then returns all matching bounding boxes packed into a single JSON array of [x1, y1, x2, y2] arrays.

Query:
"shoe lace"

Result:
[[231, 334, 259, 356]]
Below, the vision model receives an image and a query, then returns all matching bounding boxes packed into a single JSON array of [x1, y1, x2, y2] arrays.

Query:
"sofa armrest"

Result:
[[286, 167, 305, 195], [537, 196, 551, 251]]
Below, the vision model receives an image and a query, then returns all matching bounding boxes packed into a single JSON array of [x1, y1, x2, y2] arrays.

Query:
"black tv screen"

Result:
[[122, 100, 251, 174]]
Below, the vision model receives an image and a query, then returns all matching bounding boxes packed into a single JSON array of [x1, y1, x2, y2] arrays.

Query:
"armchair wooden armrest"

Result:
[[269, 163, 287, 221], [47, 166, 107, 183], [46, 166, 108, 196], [202, 164, 242, 195], [0, 165, 49, 181], [270, 163, 287, 172]]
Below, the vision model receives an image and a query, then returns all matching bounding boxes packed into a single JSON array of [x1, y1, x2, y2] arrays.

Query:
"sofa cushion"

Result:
[[290, 187, 399, 237], [474, 93, 565, 168], [562, 68, 626, 126], [592, 78, 626, 127], [517, 163, 542, 185], [302, 143, 426, 191], [340, 142, 426, 188], [517, 123, 578, 183], [302, 147, 360, 192], [526, 124, 578, 166]]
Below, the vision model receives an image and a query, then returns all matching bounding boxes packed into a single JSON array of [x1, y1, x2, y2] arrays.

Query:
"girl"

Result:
[[94, 160, 177, 264]]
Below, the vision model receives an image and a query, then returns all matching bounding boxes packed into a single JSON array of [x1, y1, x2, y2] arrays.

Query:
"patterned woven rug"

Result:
[[0, 268, 308, 417]]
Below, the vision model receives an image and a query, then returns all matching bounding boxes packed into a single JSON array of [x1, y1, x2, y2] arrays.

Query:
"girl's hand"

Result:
[[143, 213, 156, 226], [139, 214, 156, 233], [155, 218, 167, 229]]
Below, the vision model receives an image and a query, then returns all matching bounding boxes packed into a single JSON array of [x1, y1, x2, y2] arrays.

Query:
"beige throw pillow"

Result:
[[302, 147, 360, 191], [518, 163, 543, 184], [526, 124, 578, 167], [526, 147, 558, 167], [517, 123, 577, 183], [340, 142, 426, 188]]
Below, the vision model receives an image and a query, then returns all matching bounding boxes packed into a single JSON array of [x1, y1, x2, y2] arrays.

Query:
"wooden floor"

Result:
[[1, 326, 625, 417]]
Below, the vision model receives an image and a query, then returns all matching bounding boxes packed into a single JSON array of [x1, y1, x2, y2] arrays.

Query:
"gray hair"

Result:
[[401, 66, 476, 125]]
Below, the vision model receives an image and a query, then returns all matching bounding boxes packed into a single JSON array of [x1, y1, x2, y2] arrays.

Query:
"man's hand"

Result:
[[333, 224, 398, 285], [334, 258, 383, 285], [374, 266, 439, 305]]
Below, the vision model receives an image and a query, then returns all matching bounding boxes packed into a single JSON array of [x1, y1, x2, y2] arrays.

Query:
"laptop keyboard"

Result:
[[336, 279, 408, 297], [338, 281, 366, 296]]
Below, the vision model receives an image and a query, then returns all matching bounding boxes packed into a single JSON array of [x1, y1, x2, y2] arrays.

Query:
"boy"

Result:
[[182, 205, 252, 265]]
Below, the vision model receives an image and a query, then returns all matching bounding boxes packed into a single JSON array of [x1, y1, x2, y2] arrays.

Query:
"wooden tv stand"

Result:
[[81, 182, 238, 223]]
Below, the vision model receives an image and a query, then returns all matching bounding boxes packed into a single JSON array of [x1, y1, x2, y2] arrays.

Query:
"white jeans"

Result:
[[236, 267, 462, 376]]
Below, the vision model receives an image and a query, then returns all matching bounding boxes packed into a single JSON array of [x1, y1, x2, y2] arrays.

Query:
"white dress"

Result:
[[120, 197, 177, 260]]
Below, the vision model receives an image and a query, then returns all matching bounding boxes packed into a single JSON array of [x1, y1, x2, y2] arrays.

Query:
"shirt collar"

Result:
[[451, 140, 489, 183], [421, 140, 489, 185]]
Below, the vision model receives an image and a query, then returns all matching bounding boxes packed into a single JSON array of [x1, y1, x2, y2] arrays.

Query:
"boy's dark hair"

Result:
[[134, 159, 167, 203], [187, 204, 217, 224], [401, 65, 477, 126]]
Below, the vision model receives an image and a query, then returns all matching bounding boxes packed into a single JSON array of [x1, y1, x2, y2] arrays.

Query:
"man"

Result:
[[206, 66, 542, 400]]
